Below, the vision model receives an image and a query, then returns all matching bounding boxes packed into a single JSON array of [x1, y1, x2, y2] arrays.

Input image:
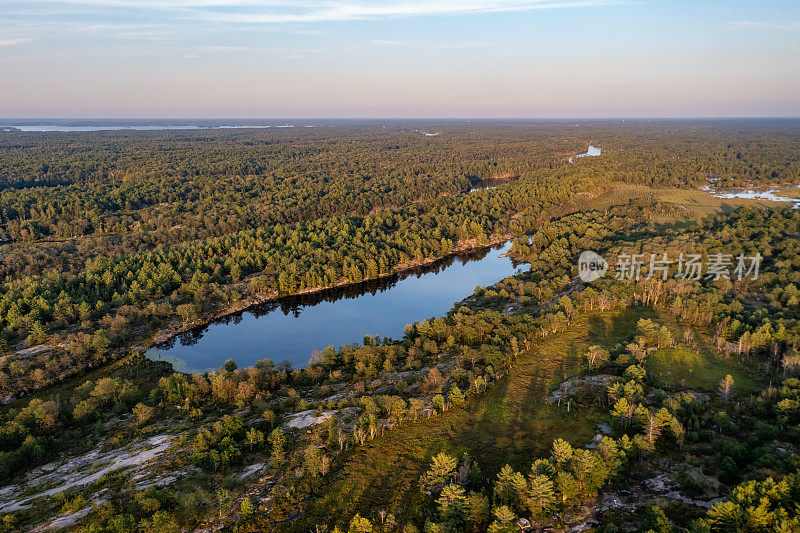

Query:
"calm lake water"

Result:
[[568, 145, 602, 163], [146, 242, 521, 373]]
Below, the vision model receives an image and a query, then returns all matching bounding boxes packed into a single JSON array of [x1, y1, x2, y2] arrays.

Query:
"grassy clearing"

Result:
[[295, 354, 600, 528], [582, 183, 657, 211], [583, 182, 788, 218], [646, 346, 757, 394], [293, 309, 657, 529], [642, 306, 760, 394], [290, 305, 767, 530], [780, 186, 800, 199], [655, 187, 788, 215]]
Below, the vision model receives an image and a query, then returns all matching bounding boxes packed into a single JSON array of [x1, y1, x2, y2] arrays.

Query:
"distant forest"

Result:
[[0, 121, 798, 399], [1, 121, 800, 531]]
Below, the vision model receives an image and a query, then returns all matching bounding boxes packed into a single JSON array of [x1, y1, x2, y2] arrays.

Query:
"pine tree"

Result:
[[494, 465, 526, 508], [437, 484, 468, 522], [448, 386, 465, 408], [525, 474, 555, 519], [551, 438, 574, 466], [348, 514, 373, 533], [719, 374, 735, 402], [488, 506, 516, 533], [423, 453, 457, 492], [239, 498, 254, 521], [268, 428, 285, 468]]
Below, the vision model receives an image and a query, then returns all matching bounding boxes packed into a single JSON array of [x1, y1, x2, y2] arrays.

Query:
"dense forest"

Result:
[[0, 121, 799, 531]]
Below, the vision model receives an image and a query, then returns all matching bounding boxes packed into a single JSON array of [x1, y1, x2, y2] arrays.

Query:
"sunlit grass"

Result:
[[646, 346, 757, 394], [295, 309, 649, 528], [294, 305, 767, 528], [583, 182, 788, 218], [656, 187, 788, 215]]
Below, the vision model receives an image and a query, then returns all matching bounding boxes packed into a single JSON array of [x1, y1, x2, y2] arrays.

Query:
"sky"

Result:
[[1, 0, 799, 118]]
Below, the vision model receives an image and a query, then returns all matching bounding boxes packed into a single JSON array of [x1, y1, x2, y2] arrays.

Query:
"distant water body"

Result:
[[569, 145, 602, 163], [699, 184, 800, 208], [3, 124, 276, 132]]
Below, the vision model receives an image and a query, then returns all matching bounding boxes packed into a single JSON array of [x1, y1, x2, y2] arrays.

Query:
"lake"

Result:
[[146, 242, 521, 373], [569, 145, 602, 163]]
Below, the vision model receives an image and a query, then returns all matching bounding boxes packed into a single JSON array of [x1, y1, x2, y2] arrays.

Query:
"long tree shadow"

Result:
[[291, 308, 657, 530]]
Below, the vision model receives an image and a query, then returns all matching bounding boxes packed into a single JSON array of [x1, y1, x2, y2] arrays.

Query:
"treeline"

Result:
[[509, 203, 800, 363], [3, 188, 800, 530], [608, 207, 800, 357], [2, 122, 799, 281], [0, 169, 597, 399], [0, 127, 569, 246], [1, 123, 799, 402]]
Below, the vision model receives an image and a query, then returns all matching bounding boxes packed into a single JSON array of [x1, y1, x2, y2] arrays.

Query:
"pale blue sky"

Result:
[[1, 0, 798, 117]]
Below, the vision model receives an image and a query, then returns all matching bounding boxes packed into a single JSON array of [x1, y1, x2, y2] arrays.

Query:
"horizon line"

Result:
[[3, 116, 800, 122]]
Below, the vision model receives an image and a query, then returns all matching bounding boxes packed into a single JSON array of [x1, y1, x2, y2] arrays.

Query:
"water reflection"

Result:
[[147, 242, 521, 373], [469, 176, 520, 192], [568, 145, 602, 163]]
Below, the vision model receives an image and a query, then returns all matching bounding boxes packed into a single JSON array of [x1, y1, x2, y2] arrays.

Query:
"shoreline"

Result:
[[142, 234, 519, 356], [699, 183, 800, 206]]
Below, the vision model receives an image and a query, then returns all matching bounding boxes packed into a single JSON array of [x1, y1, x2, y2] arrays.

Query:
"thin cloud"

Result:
[[79, 23, 163, 32], [116, 29, 173, 40], [731, 21, 800, 31], [198, 45, 251, 51], [24, 0, 617, 23], [17, 0, 303, 6], [369, 39, 491, 48], [200, 1, 616, 24], [369, 39, 412, 46], [0, 37, 33, 46], [443, 40, 492, 48]]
